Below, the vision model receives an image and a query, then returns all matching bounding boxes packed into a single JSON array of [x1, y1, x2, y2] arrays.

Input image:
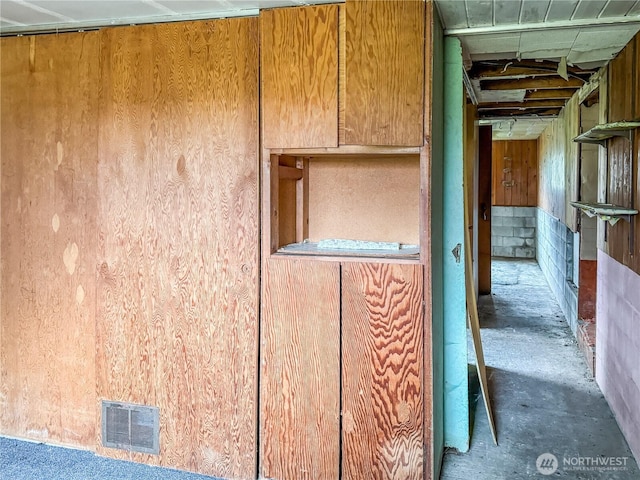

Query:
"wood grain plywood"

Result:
[[307, 155, 420, 244], [344, 0, 425, 146], [261, 5, 339, 148], [342, 263, 424, 480], [97, 19, 259, 478], [260, 259, 340, 480], [0, 32, 99, 447], [492, 140, 538, 207]]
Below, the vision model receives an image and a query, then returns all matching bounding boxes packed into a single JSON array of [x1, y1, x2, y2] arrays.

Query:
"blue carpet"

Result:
[[0, 437, 222, 480]]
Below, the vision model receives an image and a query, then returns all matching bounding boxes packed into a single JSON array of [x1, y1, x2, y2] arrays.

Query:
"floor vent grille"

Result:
[[102, 401, 159, 455]]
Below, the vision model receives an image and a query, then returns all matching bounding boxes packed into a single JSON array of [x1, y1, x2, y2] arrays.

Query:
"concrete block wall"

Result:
[[491, 206, 536, 258], [596, 250, 640, 463], [536, 207, 578, 334]]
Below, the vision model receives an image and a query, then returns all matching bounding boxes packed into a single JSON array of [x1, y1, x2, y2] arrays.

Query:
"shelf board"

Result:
[[276, 241, 420, 260], [573, 121, 640, 146], [570, 201, 638, 225]]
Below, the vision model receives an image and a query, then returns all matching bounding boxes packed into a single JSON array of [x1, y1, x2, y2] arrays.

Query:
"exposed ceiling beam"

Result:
[[469, 62, 595, 80], [478, 100, 567, 110], [481, 77, 584, 90], [478, 108, 562, 118], [445, 15, 640, 36], [525, 88, 578, 100]]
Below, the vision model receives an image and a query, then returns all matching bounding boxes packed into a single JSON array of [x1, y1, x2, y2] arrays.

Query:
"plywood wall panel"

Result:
[[97, 19, 259, 478], [260, 259, 340, 480], [492, 140, 538, 207], [261, 5, 339, 148], [344, 0, 425, 146], [342, 263, 424, 479], [0, 32, 99, 447]]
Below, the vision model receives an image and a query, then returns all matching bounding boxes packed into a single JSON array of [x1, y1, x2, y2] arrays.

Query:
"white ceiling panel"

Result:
[[519, 0, 551, 23], [0, 1, 68, 25], [600, 0, 639, 17], [572, 0, 609, 20], [494, 0, 522, 25], [436, 0, 468, 29], [545, 0, 579, 21], [462, 33, 522, 54], [475, 88, 527, 103], [629, 0, 640, 15], [518, 28, 578, 56], [466, 0, 494, 27], [27, 0, 166, 22]]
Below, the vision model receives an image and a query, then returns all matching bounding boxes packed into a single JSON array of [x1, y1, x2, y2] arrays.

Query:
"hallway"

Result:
[[440, 259, 639, 479]]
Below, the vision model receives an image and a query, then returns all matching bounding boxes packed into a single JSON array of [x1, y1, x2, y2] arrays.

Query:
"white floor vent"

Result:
[[102, 401, 159, 455]]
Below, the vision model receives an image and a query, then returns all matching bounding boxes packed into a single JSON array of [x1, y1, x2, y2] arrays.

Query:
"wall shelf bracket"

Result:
[[571, 201, 638, 253], [573, 121, 640, 146]]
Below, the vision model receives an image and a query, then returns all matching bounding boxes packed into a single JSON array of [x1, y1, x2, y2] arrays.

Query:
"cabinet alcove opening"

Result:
[[268, 152, 421, 261]]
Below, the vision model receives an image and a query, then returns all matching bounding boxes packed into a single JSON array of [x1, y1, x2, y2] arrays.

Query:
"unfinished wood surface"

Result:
[[97, 19, 259, 477], [261, 5, 339, 148], [0, 32, 99, 447], [606, 35, 638, 270], [344, 0, 424, 146], [307, 155, 420, 244], [563, 95, 580, 232], [421, 2, 434, 475], [342, 263, 424, 479], [478, 125, 492, 295], [260, 259, 340, 480], [492, 140, 538, 206], [539, 109, 568, 222]]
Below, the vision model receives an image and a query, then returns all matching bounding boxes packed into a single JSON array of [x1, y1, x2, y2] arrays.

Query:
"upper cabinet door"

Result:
[[261, 5, 339, 149], [344, 0, 425, 146]]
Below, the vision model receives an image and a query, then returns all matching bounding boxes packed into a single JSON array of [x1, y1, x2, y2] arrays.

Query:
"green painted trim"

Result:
[[442, 36, 469, 453]]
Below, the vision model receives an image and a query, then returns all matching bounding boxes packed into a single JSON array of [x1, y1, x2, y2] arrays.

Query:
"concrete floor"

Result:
[[440, 258, 640, 479]]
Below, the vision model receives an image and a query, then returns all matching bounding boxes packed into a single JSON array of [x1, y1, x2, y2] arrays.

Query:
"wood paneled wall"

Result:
[[492, 140, 538, 207], [96, 19, 259, 478], [1, 32, 99, 447], [538, 95, 580, 225], [603, 32, 640, 274]]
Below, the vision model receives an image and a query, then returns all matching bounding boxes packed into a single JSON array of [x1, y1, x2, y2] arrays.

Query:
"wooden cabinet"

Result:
[[344, 0, 425, 146], [260, 259, 424, 479], [261, 5, 339, 149], [261, 0, 425, 148]]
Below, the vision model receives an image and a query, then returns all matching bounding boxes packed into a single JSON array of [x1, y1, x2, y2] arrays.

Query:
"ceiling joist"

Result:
[[478, 99, 567, 110], [481, 76, 584, 90]]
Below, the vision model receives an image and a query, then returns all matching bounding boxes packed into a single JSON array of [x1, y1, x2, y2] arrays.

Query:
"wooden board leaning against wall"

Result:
[[97, 18, 259, 478], [0, 31, 99, 448]]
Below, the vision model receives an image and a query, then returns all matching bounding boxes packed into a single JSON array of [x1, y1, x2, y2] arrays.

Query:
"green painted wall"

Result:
[[442, 36, 469, 453]]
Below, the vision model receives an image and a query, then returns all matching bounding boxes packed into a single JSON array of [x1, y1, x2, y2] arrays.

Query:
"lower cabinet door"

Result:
[[260, 260, 424, 480], [260, 259, 341, 480], [341, 262, 424, 480]]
